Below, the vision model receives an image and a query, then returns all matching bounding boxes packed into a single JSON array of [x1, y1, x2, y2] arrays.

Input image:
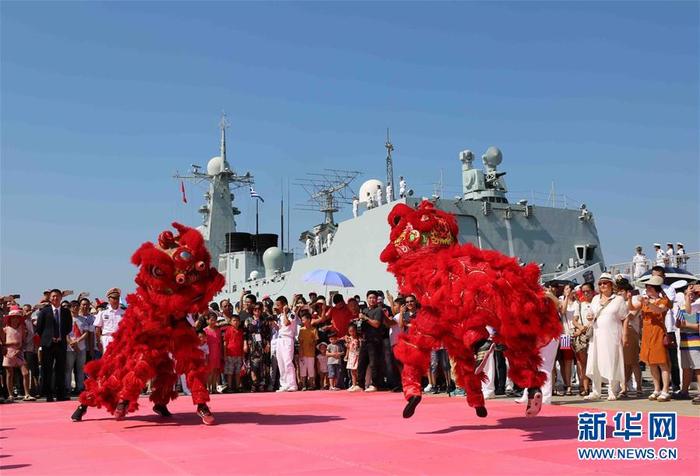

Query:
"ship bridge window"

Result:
[[575, 244, 597, 264], [235, 258, 239, 269]]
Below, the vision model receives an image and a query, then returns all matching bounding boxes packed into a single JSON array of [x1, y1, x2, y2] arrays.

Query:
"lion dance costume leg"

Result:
[[71, 223, 225, 424], [380, 202, 561, 419]]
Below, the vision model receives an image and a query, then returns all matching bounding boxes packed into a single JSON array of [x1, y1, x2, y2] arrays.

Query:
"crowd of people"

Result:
[[2, 270, 699, 406]]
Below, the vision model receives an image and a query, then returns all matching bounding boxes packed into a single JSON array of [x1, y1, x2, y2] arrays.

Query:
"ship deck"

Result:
[[1, 391, 698, 475]]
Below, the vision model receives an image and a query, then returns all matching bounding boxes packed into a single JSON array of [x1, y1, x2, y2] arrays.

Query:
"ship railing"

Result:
[[428, 186, 582, 210], [607, 251, 700, 279]]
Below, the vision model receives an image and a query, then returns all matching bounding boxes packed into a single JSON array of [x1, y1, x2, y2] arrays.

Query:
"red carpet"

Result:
[[1, 392, 698, 475]]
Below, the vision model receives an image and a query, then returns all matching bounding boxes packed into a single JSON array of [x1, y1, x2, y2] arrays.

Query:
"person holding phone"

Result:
[[274, 296, 298, 392]]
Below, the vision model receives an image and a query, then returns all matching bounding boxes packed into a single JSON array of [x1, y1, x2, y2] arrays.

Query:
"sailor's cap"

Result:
[[677, 242, 684, 246], [106, 287, 121, 298], [653, 243, 661, 247], [666, 242, 673, 246]]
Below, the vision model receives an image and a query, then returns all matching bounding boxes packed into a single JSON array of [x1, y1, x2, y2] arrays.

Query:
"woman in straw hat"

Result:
[[629, 275, 672, 401], [584, 273, 628, 401]]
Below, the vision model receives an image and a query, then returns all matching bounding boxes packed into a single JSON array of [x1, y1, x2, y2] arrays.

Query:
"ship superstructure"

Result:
[[182, 122, 606, 302]]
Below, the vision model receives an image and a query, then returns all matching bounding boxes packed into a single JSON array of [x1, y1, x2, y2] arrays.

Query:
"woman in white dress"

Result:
[[584, 273, 628, 401]]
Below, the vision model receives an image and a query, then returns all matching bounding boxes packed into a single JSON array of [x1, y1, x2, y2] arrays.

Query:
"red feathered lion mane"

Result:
[[381, 200, 561, 413], [131, 222, 225, 316], [78, 223, 225, 418]]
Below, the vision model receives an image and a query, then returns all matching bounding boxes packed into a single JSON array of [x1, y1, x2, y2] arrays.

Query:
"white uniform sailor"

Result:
[[375, 185, 383, 206], [326, 231, 334, 249], [304, 237, 312, 258], [93, 288, 125, 352], [654, 244, 665, 266], [676, 242, 687, 267], [632, 246, 649, 279], [399, 176, 407, 198], [314, 234, 322, 255], [352, 196, 359, 218], [366, 192, 375, 210], [386, 183, 393, 203], [666, 243, 675, 267]]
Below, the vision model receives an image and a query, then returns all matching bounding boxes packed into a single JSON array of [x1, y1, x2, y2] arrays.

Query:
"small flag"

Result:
[[180, 180, 188, 204], [250, 187, 264, 202]]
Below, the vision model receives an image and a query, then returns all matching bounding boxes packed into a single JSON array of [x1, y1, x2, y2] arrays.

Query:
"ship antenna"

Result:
[[385, 128, 395, 201], [219, 111, 230, 168]]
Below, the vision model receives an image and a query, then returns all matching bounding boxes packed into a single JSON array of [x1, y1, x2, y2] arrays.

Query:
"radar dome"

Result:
[[207, 156, 224, 176], [262, 246, 285, 277], [358, 179, 384, 204], [482, 147, 503, 169], [249, 270, 260, 281]]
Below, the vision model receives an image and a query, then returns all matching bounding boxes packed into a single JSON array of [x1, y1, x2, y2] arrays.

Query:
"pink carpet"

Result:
[[1, 392, 698, 475]]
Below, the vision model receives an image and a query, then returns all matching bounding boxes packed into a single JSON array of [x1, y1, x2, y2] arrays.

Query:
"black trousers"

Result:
[[668, 345, 681, 390], [494, 349, 508, 394], [41, 342, 67, 399], [357, 338, 383, 389]]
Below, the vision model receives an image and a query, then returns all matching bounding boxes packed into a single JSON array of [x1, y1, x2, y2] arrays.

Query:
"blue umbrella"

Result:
[[303, 269, 354, 287]]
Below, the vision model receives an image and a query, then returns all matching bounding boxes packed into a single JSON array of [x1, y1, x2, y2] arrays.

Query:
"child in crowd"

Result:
[[345, 324, 361, 392], [3, 307, 31, 401], [223, 315, 247, 392], [316, 342, 329, 389], [297, 311, 318, 390], [204, 313, 223, 394], [326, 334, 342, 390], [197, 330, 210, 392]]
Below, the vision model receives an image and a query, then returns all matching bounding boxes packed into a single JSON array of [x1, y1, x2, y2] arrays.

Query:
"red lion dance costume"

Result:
[[380, 201, 561, 419], [71, 223, 225, 424]]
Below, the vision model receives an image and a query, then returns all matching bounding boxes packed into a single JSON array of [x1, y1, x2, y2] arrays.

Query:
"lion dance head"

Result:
[[131, 222, 225, 316], [380, 201, 459, 263]]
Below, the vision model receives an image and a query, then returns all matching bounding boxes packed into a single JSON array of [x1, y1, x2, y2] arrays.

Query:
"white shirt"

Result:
[[67, 315, 95, 352], [632, 253, 649, 278], [386, 184, 392, 203], [277, 312, 298, 339], [375, 188, 383, 206], [389, 313, 402, 347], [559, 298, 579, 335], [399, 179, 407, 195], [662, 284, 676, 332], [93, 305, 125, 336], [655, 249, 666, 266]]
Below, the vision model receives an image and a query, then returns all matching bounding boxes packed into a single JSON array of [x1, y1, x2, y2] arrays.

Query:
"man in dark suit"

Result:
[[36, 288, 73, 401]]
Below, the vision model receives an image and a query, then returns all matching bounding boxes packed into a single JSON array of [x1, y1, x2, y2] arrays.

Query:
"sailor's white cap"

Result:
[[677, 242, 684, 246], [653, 243, 661, 247], [666, 242, 673, 246]]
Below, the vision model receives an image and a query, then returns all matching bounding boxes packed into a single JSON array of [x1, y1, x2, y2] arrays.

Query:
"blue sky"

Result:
[[2, 2, 698, 303]]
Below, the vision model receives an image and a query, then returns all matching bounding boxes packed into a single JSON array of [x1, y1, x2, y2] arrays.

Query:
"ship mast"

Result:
[[174, 112, 254, 266], [385, 128, 395, 201]]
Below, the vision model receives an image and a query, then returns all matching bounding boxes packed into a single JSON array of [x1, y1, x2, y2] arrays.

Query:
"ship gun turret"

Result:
[[460, 146, 508, 203]]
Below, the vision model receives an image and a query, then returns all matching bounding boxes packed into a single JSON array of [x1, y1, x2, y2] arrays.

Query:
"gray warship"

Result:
[[179, 119, 605, 302]]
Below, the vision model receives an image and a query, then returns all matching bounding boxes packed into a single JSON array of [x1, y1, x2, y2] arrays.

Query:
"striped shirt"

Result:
[[678, 301, 700, 351]]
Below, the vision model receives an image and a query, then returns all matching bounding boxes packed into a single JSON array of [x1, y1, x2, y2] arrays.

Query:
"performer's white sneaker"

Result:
[[583, 392, 601, 401], [525, 388, 542, 417]]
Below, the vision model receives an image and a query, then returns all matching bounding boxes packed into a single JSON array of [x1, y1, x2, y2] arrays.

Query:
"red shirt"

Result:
[[327, 305, 354, 338], [224, 326, 245, 357]]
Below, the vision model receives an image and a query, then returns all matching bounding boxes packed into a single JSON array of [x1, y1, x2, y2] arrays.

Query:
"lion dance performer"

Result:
[[71, 223, 225, 424], [380, 201, 561, 419]]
